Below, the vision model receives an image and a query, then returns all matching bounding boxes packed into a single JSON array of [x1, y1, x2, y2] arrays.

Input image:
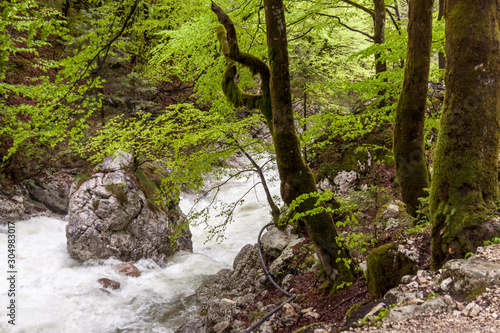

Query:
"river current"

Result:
[[0, 165, 280, 332]]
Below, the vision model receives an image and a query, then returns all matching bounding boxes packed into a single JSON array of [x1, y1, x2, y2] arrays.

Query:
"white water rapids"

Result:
[[0, 166, 280, 333]]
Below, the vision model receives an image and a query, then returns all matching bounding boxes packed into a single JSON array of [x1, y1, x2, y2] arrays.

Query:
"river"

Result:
[[0, 164, 280, 332]]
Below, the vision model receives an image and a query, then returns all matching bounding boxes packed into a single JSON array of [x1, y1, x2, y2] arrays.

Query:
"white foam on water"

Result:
[[0, 162, 280, 333]]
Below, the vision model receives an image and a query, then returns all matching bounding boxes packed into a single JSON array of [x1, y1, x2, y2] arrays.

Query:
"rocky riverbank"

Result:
[[176, 223, 500, 333]]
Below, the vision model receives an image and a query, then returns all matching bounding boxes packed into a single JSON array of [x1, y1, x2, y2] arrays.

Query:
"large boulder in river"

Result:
[[66, 152, 192, 263]]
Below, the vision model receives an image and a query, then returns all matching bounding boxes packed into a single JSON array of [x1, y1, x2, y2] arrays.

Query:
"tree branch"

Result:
[[212, 1, 273, 131], [339, 0, 375, 18], [316, 13, 374, 40]]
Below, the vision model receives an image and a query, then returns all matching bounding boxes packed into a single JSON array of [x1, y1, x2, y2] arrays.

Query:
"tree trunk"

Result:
[[262, 0, 355, 285], [430, 0, 500, 269], [212, 1, 356, 285], [373, 0, 386, 75], [393, 0, 433, 217]]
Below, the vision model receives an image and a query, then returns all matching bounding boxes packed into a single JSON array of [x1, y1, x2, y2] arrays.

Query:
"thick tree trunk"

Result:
[[263, 0, 355, 285], [430, 0, 500, 269], [393, 0, 433, 217]]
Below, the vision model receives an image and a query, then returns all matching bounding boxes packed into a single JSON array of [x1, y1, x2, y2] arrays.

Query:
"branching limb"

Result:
[[316, 13, 374, 40], [212, 2, 273, 130]]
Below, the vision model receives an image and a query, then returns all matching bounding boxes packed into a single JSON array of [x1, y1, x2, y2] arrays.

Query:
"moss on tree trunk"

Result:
[[393, 0, 433, 217], [212, 1, 356, 285], [263, 0, 355, 285], [430, 0, 500, 269]]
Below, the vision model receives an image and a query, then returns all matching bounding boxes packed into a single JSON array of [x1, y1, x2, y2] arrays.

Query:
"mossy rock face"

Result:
[[366, 243, 418, 299]]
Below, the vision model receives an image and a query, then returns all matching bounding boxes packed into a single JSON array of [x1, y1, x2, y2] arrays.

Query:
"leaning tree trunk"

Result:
[[212, 1, 356, 285], [393, 0, 433, 217], [430, 0, 500, 269]]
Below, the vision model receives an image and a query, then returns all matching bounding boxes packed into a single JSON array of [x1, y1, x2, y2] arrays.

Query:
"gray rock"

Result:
[[462, 301, 481, 317], [333, 170, 359, 196], [260, 225, 297, 259], [99, 151, 133, 171], [269, 237, 305, 277], [97, 278, 121, 290], [0, 193, 25, 225], [205, 299, 237, 333], [441, 257, 500, 297], [281, 303, 298, 326], [175, 317, 206, 333], [384, 297, 452, 323], [383, 203, 400, 220], [440, 277, 453, 292], [26, 171, 73, 214], [213, 321, 231, 333], [66, 154, 192, 263]]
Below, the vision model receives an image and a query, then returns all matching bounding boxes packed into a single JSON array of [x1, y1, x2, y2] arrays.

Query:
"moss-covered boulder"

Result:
[[366, 243, 418, 299]]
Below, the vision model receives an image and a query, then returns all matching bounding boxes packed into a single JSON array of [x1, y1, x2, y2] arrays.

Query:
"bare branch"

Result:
[[338, 0, 375, 18], [316, 13, 374, 40]]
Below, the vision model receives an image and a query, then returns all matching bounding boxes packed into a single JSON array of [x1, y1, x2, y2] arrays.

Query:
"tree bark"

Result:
[[437, 0, 445, 72], [393, 0, 433, 217], [264, 0, 355, 286], [212, 1, 356, 285], [430, 0, 500, 269], [373, 0, 387, 75]]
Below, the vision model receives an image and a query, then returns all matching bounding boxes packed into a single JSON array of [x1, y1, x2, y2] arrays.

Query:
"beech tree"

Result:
[[211, 1, 356, 285], [393, 0, 433, 217], [430, 0, 500, 268]]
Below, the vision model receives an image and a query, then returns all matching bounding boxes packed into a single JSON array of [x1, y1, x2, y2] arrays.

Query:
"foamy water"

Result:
[[0, 164, 280, 332]]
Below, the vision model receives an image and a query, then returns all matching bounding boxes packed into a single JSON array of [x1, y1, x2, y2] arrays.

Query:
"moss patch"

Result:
[[365, 243, 418, 299]]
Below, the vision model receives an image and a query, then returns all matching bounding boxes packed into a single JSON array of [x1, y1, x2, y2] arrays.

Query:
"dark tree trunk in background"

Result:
[[393, 0, 433, 217], [373, 0, 387, 75], [438, 0, 445, 71], [430, 0, 500, 269]]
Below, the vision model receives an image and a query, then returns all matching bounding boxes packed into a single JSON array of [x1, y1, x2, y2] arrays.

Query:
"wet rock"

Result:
[[269, 237, 305, 277], [97, 278, 121, 290], [117, 262, 141, 277], [66, 152, 192, 263]]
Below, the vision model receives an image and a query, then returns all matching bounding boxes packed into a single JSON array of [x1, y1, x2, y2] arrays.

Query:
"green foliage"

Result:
[[484, 237, 500, 246]]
